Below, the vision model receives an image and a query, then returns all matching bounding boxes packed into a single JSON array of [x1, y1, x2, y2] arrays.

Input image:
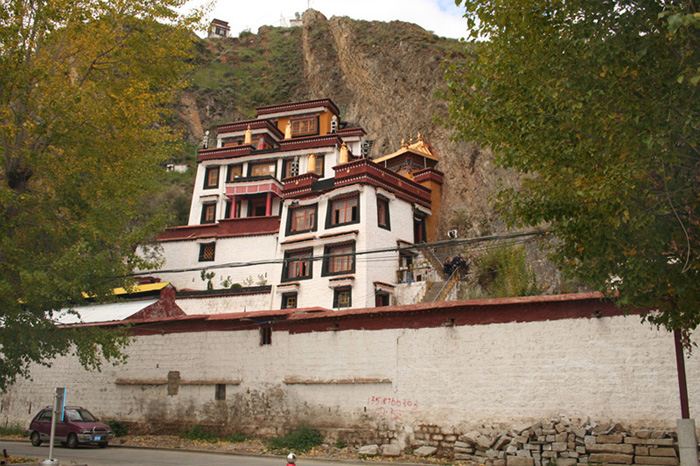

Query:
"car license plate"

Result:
[[93, 436, 101, 441]]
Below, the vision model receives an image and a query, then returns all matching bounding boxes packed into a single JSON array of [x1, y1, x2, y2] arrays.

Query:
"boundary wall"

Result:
[[1, 293, 697, 463]]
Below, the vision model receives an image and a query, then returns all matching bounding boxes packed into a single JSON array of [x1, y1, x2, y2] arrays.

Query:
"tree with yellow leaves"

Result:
[[0, 0, 204, 390]]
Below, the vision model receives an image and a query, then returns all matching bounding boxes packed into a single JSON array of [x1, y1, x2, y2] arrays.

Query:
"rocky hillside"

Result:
[[172, 10, 570, 295]]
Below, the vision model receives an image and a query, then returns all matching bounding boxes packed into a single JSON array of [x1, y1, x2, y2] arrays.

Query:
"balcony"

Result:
[[157, 216, 281, 241]]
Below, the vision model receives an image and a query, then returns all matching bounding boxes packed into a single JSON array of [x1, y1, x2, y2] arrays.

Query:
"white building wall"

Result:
[[176, 293, 272, 315], [2, 314, 696, 439], [153, 235, 278, 292]]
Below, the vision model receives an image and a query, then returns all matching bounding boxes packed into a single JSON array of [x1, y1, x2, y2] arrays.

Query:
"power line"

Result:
[[130, 229, 547, 277]]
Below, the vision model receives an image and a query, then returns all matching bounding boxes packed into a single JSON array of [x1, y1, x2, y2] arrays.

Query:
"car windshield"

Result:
[[64, 409, 97, 422]]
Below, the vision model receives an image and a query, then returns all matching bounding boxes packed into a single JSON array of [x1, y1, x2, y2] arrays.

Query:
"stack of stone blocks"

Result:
[[412, 418, 682, 465]]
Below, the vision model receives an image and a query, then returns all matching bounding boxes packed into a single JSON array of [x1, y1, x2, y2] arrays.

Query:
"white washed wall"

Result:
[[2, 314, 696, 441], [155, 235, 278, 292]]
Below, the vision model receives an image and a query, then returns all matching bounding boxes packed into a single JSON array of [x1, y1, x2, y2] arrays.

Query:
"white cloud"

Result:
[[185, 0, 467, 39]]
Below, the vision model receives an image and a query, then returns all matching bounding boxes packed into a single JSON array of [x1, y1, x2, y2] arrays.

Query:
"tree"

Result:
[[442, 0, 700, 332], [0, 0, 204, 390]]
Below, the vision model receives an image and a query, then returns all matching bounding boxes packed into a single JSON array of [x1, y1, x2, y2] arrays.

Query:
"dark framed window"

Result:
[[215, 384, 226, 401], [287, 204, 317, 235], [323, 242, 355, 276], [281, 292, 297, 309], [249, 161, 276, 177], [282, 249, 313, 282], [199, 242, 215, 262], [310, 154, 324, 177], [201, 203, 216, 224], [248, 197, 267, 217], [377, 197, 391, 230], [375, 292, 390, 307], [291, 115, 319, 137], [333, 287, 352, 308], [326, 195, 360, 228], [226, 164, 242, 182], [204, 166, 219, 189], [260, 327, 272, 345]]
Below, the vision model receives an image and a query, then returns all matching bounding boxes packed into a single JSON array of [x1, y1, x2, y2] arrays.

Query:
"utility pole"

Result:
[[674, 329, 699, 466]]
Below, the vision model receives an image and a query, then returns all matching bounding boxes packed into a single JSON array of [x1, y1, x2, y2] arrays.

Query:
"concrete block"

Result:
[[586, 444, 634, 454], [587, 453, 633, 464], [597, 434, 624, 443], [634, 456, 679, 465], [381, 444, 401, 457], [507, 456, 535, 466], [649, 447, 678, 457]]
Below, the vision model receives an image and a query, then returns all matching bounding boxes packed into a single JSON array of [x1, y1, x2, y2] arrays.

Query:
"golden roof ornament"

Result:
[[244, 124, 252, 144], [339, 142, 349, 164], [307, 152, 316, 174]]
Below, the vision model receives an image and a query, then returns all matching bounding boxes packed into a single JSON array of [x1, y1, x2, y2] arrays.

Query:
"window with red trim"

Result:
[[323, 242, 355, 276], [327, 195, 359, 227], [283, 249, 313, 281]]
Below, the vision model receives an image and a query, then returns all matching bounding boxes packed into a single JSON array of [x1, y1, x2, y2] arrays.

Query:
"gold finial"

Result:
[[339, 142, 349, 164], [417, 133, 423, 142], [244, 124, 252, 144], [401, 139, 407, 148], [409, 135, 414, 145], [285, 120, 292, 139], [307, 152, 316, 174]]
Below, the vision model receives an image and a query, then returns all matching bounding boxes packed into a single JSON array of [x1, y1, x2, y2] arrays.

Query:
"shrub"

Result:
[[106, 420, 129, 437], [180, 424, 219, 443], [268, 426, 323, 452], [223, 431, 249, 443]]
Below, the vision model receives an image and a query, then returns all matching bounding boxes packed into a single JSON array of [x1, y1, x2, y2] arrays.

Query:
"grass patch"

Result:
[[0, 425, 25, 436], [179, 424, 219, 443], [268, 426, 323, 453]]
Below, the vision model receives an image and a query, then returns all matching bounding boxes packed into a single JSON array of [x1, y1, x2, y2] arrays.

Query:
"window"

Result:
[[282, 158, 299, 178], [282, 249, 313, 281], [199, 242, 215, 262], [311, 154, 324, 177], [377, 197, 391, 230], [248, 197, 267, 217], [327, 195, 359, 227], [204, 166, 219, 189], [215, 384, 226, 401], [281, 292, 297, 309], [226, 164, 242, 182], [414, 214, 426, 243], [249, 161, 276, 177], [287, 205, 317, 234], [323, 242, 355, 276], [260, 327, 272, 345], [201, 203, 216, 224], [375, 292, 390, 307], [291, 115, 318, 137], [333, 287, 352, 308]]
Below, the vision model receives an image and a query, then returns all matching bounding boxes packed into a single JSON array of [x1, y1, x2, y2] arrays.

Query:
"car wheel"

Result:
[[98, 442, 108, 448], [66, 433, 79, 449], [30, 431, 41, 447]]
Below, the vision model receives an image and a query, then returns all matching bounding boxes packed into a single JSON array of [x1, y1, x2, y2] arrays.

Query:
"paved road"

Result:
[[0, 440, 371, 465]]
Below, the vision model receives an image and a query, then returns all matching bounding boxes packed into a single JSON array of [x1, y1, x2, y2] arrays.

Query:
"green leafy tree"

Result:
[[442, 0, 700, 332], [0, 0, 204, 391]]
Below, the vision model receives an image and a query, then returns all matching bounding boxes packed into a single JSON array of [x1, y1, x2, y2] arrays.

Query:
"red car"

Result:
[[28, 406, 114, 448]]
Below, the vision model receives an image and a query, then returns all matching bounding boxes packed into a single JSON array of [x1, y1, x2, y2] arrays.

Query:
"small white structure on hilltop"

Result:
[[143, 98, 445, 314], [208, 19, 230, 38]]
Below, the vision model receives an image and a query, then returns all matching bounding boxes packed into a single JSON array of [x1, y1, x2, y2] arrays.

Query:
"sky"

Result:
[[185, 0, 469, 40]]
